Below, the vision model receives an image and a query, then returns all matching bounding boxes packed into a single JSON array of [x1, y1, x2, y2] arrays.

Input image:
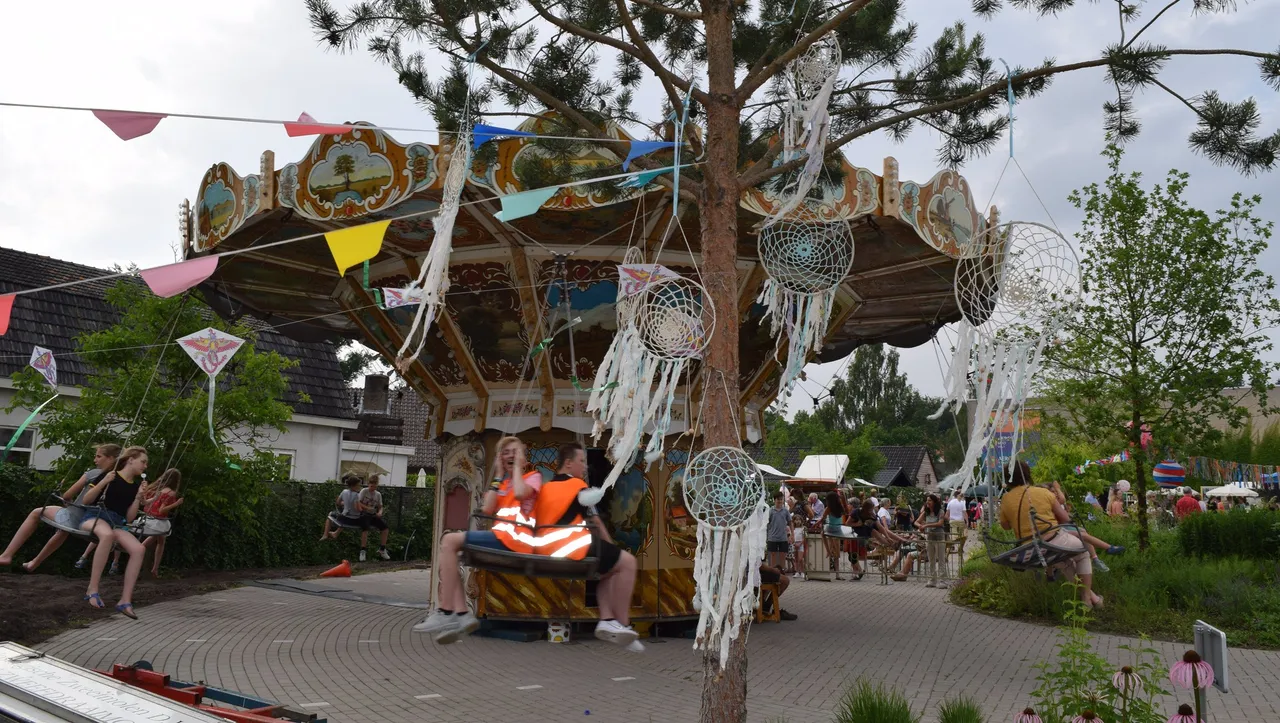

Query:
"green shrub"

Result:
[[937, 696, 985, 723], [1178, 508, 1280, 560], [832, 680, 919, 723], [0, 464, 434, 573]]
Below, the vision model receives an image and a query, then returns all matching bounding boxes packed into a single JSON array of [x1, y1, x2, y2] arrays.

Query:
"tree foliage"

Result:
[[1042, 145, 1280, 547], [5, 282, 301, 516]]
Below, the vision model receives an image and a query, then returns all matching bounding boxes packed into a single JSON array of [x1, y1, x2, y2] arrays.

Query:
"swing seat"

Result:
[[38, 494, 99, 540], [459, 514, 601, 580], [124, 515, 173, 538], [327, 511, 364, 530], [984, 506, 1081, 572]]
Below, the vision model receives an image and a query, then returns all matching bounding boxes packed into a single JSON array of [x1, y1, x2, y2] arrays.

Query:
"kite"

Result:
[[177, 327, 245, 444], [28, 346, 56, 388]]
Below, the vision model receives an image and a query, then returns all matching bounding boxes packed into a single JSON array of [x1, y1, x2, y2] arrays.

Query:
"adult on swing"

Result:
[[79, 445, 149, 619]]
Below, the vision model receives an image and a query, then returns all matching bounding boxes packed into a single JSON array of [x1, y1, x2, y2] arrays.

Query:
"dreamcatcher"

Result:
[[757, 203, 855, 397], [683, 446, 767, 666], [588, 262, 713, 490], [931, 221, 1080, 491], [762, 33, 841, 227]]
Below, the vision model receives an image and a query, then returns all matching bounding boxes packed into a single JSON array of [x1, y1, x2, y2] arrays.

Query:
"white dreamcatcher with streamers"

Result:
[[757, 203, 855, 398], [588, 264, 714, 490], [684, 445, 767, 666], [763, 33, 841, 227], [931, 221, 1080, 491]]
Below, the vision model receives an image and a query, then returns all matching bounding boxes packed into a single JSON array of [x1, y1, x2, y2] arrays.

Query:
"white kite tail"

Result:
[[397, 136, 469, 369], [762, 71, 839, 230], [692, 504, 767, 668], [758, 279, 836, 400]]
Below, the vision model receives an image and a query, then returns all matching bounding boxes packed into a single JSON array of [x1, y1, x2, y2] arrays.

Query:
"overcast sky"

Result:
[[1, 1, 1277, 408]]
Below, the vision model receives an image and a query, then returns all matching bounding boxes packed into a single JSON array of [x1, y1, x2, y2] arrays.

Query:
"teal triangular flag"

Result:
[[621, 167, 670, 189], [493, 186, 560, 222]]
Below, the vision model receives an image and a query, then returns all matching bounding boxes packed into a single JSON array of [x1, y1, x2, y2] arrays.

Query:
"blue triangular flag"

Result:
[[623, 140, 676, 171], [472, 124, 536, 150], [493, 185, 561, 222], [620, 167, 671, 189]]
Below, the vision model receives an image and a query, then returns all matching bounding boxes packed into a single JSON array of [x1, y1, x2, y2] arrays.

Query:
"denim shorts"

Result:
[[82, 509, 125, 530], [464, 531, 508, 550], [53, 506, 85, 529]]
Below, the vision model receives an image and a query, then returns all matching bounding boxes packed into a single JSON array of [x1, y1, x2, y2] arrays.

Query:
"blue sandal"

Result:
[[84, 593, 105, 609], [115, 603, 138, 620]]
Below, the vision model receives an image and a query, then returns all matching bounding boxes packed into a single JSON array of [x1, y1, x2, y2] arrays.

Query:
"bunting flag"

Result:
[[28, 346, 56, 388], [620, 166, 674, 189], [618, 264, 678, 298], [0, 294, 13, 336], [1072, 448, 1131, 475], [471, 124, 536, 150], [284, 112, 352, 137], [141, 256, 218, 298], [177, 327, 245, 446], [493, 186, 560, 222], [382, 286, 423, 308], [325, 220, 391, 275], [92, 110, 167, 140], [623, 140, 675, 171]]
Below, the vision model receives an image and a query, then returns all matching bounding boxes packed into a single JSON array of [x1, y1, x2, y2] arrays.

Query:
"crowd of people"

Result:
[[0, 443, 184, 619], [767, 485, 974, 588]]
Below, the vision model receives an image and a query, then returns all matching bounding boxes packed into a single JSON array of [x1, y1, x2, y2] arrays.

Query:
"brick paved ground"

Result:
[[33, 571, 1280, 723]]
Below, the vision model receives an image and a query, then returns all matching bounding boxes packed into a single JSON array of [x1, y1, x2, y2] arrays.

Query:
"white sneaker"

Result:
[[412, 610, 455, 635], [435, 611, 480, 644], [359, 549, 367, 562], [594, 620, 639, 647], [625, 640, 645, 653], [378, 548, 391, 561]]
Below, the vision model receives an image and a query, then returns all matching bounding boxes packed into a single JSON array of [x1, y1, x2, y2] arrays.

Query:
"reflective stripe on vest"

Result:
[[528, 476, 593, 561], [491, 470, 541, 553]]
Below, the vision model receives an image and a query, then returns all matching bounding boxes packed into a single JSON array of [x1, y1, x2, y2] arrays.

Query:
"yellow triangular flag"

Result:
[[325, 220, 391, 276]]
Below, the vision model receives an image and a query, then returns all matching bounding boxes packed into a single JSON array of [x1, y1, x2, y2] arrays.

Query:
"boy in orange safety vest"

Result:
[[415, 437, 541, 644]]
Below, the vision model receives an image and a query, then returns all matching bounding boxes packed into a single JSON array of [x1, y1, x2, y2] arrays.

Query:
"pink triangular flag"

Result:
[[140, 256, 218, 298], [284, 112, 352, 137], [0, 294, 13, 336], [92, 110, 167, 140]]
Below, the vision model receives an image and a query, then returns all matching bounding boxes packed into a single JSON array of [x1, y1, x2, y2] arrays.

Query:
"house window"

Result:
[[272, 450, 296, 479], [1, 427, 35, 467]]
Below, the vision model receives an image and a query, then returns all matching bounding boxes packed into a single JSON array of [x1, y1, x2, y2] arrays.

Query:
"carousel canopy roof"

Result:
[[183, 112, 990, 439]]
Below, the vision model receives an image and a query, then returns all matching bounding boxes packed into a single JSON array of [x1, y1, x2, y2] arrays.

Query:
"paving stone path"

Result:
[[35, 570, 1280, 722]]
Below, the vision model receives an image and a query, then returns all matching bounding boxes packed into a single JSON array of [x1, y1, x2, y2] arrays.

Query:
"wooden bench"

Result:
[[755, 582, 781, 623]]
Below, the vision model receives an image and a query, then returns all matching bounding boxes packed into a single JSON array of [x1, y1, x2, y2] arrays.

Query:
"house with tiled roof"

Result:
[[870, 445, 940, 490], [0, 246, 398, 483]]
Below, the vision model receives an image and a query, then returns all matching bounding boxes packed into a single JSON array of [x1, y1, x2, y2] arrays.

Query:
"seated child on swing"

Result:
[[320, 475, 364, 540]]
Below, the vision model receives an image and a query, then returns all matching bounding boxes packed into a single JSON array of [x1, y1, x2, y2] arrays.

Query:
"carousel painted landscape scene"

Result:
[[0, 2, 1279, 723]]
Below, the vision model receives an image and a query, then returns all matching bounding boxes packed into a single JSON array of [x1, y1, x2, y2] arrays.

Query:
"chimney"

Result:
[[362, 374, 390, 415]]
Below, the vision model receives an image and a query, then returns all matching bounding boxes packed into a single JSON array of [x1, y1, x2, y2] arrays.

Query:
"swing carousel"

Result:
[[182, 110, 993, 623]]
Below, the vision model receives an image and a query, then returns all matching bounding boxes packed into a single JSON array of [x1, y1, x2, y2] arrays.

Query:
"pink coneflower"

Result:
[[1072, 711, 1103, 723], [1167, 704, 1200, 723], [1112, 665, 1143, 694], [1169, 650, 1215, 690], [1015, 709, 1043, 723]]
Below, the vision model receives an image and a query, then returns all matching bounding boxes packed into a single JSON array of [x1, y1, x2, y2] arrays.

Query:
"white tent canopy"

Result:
[[791, 454, 849, 483], [1205, 485, 1260, 498], [757, 463, 792, 479]]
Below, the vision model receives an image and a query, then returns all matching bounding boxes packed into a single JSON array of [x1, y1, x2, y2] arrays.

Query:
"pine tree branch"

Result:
[[740, 48, 1280, 188], [628, 0, 703, 21], [737, 0, 877, 101], [1124, 0, 1181, 49], [525, 0, 706, 103], [613, 0, 704, 156]]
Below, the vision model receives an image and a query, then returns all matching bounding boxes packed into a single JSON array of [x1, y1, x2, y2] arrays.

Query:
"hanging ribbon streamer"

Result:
[[2, 393, 59, 461], [998, 58, 1016, 158], [361, 261, 384, 308]]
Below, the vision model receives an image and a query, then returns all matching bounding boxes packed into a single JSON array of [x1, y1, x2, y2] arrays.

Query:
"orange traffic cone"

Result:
[[321, 560, 352, 578]]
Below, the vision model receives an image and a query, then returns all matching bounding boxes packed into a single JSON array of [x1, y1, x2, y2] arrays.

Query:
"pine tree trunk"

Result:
[[698, 0, 749, 719]]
